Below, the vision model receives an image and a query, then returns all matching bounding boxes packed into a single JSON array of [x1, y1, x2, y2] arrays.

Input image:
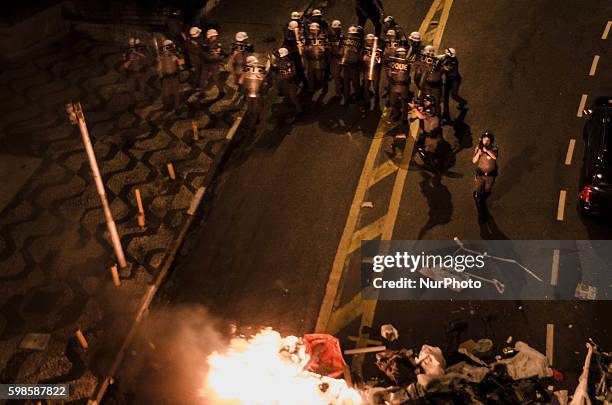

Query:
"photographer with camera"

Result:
[[472, 130, 498, 219]]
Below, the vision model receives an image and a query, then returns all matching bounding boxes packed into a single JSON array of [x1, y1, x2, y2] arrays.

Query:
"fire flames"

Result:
[[203, 328, 363, 405]]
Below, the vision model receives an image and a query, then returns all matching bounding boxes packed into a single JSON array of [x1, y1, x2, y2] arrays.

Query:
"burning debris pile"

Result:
[[203, 329, 362, 405], [202, 326, 611, 405]]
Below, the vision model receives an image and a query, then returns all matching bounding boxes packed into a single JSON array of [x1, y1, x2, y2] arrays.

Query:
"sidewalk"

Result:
[[0, 33, 234, 401]]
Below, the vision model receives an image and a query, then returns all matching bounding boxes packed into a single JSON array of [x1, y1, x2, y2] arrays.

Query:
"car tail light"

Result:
[[580, 185, 592, 203]]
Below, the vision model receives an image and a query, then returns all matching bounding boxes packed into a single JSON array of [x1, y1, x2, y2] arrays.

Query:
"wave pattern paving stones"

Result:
[[0, 35, 232, 400]]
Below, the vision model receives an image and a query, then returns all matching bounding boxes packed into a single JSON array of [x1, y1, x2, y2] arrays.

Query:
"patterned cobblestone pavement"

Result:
[[0, 34, 235, 401]]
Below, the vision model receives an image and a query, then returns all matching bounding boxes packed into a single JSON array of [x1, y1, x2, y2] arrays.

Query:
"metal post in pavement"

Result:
[[66, 102, 127, 269]]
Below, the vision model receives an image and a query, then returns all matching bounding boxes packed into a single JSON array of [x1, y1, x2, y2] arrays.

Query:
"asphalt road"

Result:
[[128, 0, 612, 401]]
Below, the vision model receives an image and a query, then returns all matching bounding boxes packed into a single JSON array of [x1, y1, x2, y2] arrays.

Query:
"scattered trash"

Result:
[[459, 338, 493, 354], [375, 349, 417, 385], [416, 345, 446, 376], [381, 324, 399, 342], [303, 334, 347, 378], [19, 333, 50, 351], [495, 341, 553, 380], [575, 282, 597, 300], [361, 201, 374, 208]]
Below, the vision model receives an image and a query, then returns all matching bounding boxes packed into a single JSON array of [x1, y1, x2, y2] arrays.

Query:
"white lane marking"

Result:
[[551, 249, 560, 286], [565, 139, 576, 166], [557, 190, 567, 221], [546, 323, 554, 365], [603, 21, 611, 40], [577, 94, 588, 117], [589, 55, 600, 76]]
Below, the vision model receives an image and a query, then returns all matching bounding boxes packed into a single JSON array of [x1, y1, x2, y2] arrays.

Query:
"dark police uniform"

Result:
[[230, 40, 254, 88], [305, 32, 329, 92], [384, 53, 411, 120], [240, 62, 268, 130], [123, 44, 149, 97], [440, 55, 467, 118], [473, 143, 498, 215], [158, 47, 183, 111], [272, 55, 302, 112], [202, 38, 226, 97], [361, 37, 383, 108], [340, 31, 363, 105]]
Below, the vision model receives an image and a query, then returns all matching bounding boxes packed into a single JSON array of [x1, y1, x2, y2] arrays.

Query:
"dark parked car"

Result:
[[579, 96, 612, 218]]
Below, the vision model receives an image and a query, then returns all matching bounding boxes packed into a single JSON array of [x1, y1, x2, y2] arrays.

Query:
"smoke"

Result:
[[117, 304, 227, 404]]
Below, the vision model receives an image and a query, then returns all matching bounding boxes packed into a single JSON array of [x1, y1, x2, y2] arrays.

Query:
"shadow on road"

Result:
[[479, 213, 510, 240], [416, 172, 453, 239]]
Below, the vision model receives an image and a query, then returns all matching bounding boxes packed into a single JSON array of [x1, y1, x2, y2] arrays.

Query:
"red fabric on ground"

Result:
[[303, 333, 347, 378]]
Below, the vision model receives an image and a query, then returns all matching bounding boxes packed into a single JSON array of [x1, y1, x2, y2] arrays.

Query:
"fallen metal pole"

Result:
[[88, 187, 206, 405], [68, 102, 127, 268], [344, 345, 386, 355]]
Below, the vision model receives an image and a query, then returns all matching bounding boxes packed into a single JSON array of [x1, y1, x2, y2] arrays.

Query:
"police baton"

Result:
[[153, 37, 162, 79]]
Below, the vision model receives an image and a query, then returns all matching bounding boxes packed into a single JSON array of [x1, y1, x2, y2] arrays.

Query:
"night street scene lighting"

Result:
[[0, 0, 611, 404]]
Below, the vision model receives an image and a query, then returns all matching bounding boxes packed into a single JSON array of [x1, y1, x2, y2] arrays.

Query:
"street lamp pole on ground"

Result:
[[67, 101, 127, 269]]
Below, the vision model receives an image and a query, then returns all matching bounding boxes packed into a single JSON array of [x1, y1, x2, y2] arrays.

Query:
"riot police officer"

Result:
[[340, 25, 363, 106], [472, 130, 498, 218], [305, 22, 329, 93], [185, 27, 204, 89], [384, 46, 411, 121], [412, 94, 442, 172], [284, 20, 307, 87], [239, 55, 269, 131], [417, 45, 443, 105], [157, 39, 185, 111], [439, 47, 468, 120], [123, 37, 149, 100], [328, 20, 344, 99], [361, 33, 382, 111], [201, 29, 226, 98], [407, 31, 422, 60], [305, 9, 329, 35], [382, 16, 408, 43], [229, 31, 254, 89], [289, 11, 304, 30], [355, 0, 384, 36], [272, 47, 302, 112]]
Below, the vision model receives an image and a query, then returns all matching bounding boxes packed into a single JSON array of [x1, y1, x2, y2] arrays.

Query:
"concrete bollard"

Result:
[[134, 188, 145, 229], [166, 162, 176, 180], [110, 264, 121, 287], [75, 329, 89, 350], [192, 120, 199, 141]]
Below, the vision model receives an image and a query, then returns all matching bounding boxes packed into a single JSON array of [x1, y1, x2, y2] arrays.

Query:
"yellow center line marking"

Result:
[[564, 139, 576, 166], [577, 94, 588, 117], [369, 159, 400, 186], [327, 292, 363, 336], [433, 0, 454, 48], [348, 215, 387, 255], [551, 249, 560, 286], [602, 21, 611, 40], [351, 0, 455, 374], [557, 190, 567, 221], [314, 112, 388, 333], [419, 0, 443, 33], [588, 55, 600, 76], [546, 323, 554, 366]]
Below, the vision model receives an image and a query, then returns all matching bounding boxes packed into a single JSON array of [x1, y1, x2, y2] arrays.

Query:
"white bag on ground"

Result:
[[499, 341, 553, 380]]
